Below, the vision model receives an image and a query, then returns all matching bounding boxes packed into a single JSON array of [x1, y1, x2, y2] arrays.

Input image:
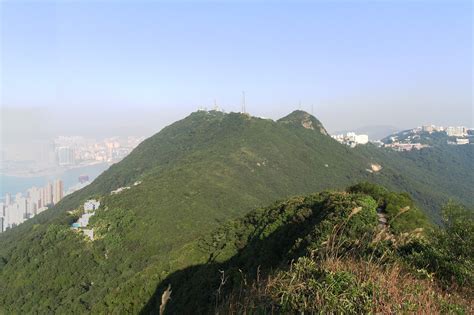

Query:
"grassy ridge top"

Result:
[[146, 184, 471, 314]]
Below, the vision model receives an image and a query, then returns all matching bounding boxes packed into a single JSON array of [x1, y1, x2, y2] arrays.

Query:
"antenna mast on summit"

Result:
[[242, 91, 246, 114]]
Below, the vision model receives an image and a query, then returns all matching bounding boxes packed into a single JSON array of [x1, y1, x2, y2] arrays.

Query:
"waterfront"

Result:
[[0, 163, 110, 199]]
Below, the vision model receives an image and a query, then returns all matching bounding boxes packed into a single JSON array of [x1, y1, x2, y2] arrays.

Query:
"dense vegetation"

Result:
[[0, 110, 472, 313], [356, 142, 473, 220], [143, 184, 472, 314]]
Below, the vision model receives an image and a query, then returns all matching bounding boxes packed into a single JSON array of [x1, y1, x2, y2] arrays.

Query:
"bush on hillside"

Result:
[[347, 182, 431, 233], [401, 201, 474, 288]]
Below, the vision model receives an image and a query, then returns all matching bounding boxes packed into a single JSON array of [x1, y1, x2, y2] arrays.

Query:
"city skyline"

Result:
[[0, 179, 64, 232], [1, 134, 144, 174]]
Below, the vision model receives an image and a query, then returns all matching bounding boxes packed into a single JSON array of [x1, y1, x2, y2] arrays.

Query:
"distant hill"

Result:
[[334, 125, 400, 140], [381, 128, 473, 146], [0, 110, 472, 313]]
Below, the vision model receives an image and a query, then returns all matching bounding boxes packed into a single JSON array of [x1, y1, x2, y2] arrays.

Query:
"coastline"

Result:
[[0, 162, 111, 198], [0, 161, 113, 178]]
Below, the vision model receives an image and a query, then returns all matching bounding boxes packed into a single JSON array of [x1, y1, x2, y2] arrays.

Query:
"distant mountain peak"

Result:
[[278, 110, 329, 135]]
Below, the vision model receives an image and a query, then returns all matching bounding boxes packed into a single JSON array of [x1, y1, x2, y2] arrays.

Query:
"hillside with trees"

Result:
[[143, 183, 472, 314], [0, 110, 472, 313]]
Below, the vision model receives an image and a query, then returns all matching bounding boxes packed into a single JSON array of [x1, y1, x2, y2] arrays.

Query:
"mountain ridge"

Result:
[[144, 184, 471, 314], [0, 109, 472, 313]]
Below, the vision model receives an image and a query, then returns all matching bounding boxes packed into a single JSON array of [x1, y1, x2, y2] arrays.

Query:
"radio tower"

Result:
[[241, 91, 246, 114]]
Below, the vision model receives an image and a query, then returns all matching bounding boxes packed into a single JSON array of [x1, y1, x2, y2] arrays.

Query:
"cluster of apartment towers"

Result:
[[0, 180, 64, 232]]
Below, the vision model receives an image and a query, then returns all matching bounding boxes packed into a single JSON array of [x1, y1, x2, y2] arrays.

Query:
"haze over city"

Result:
[[1, 0, 472, 148]]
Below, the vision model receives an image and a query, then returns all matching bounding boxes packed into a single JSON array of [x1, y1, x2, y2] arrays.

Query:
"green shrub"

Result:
[[347, 182, 431, 234], [400, 201, 474, 287], [274, 257, 373, 314]]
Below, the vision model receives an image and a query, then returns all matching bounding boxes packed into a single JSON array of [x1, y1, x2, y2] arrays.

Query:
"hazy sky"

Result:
[[1, 0, 473, 142]]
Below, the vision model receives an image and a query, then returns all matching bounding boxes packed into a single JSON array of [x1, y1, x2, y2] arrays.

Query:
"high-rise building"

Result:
[[0, 202, 5, 232], [27, 187, 41, 212], [2, 178, 66, 231], [8, 200, 25, 226], [53, 180, 64, 205], [43, 183, 53, 206], [57, 146, 75, 166], [39, 140, 57, 166], [22, 198, 31, 220], [5, 193, 11, 206], [38, 187, 44, 208]]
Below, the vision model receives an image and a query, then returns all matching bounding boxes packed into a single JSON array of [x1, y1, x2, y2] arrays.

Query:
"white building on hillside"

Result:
[[84, 199, 100, 212], [332, 132, 369, 146], [446, 126, 466, 137], [346, 132, 369, 145], [456, 138, 469, 145]]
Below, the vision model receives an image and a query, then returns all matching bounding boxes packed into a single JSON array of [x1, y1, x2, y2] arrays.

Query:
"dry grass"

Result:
[[217, 256, 473, 314], [318, 257, 471, 314], [214, 206, 472, 314], [159, 284, 172, 315]]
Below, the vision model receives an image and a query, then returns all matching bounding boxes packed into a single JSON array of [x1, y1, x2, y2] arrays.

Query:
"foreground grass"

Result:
[[157, 184, 473, 314], [219, 255, 472, 314]]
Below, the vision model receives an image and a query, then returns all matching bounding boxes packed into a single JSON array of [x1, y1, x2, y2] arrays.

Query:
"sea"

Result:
[[0, 163, 110, 200]]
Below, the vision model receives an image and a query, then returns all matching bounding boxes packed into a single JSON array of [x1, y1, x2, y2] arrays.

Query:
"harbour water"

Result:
[[0, 163, 110, 199]]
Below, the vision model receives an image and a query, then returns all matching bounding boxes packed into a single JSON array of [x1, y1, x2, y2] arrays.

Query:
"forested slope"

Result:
[[0, 110, 472, 313]]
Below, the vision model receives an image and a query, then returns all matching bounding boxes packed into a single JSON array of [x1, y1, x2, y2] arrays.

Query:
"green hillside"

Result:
[[143, 184, 472, 314], [355, 143, 473, 219], [0, 110, 472, 313]]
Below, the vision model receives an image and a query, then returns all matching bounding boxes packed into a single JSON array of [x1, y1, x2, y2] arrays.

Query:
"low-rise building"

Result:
[[83, 229, 94, 241], [384, 142, 429, 152], [332, 132, 369, 147], [111, 186, 131, 195], [78, 212, 94, 227], [456, 138, 469, 145], [84, 199, 100, 212]]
